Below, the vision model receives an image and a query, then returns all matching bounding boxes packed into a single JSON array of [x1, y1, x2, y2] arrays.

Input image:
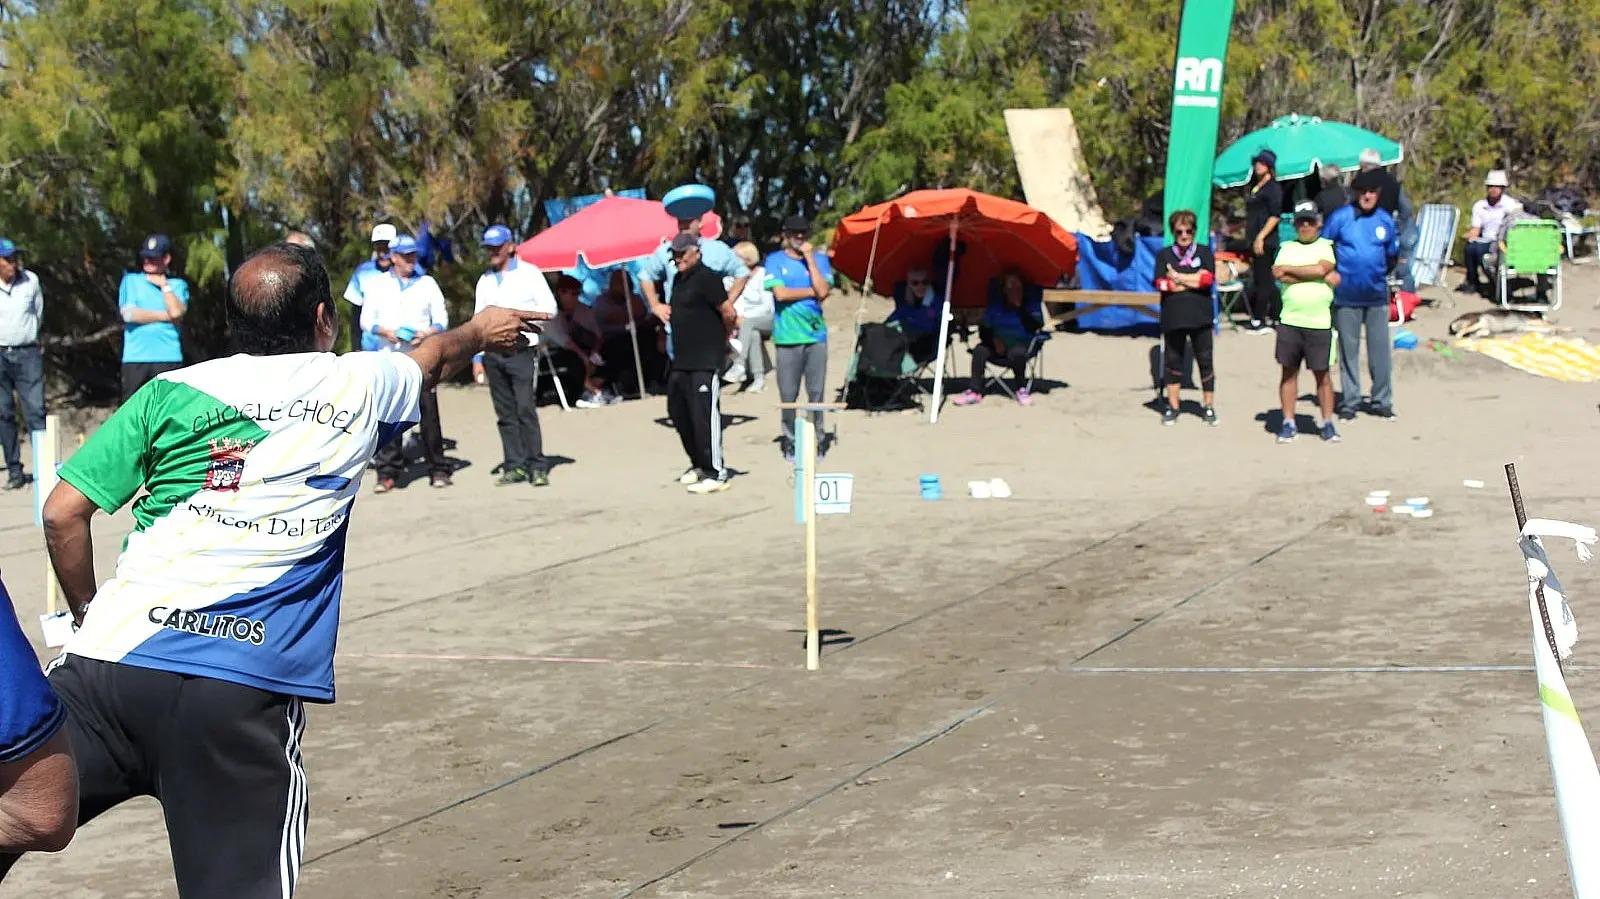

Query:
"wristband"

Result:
[[1197, 270, 1215, 288]]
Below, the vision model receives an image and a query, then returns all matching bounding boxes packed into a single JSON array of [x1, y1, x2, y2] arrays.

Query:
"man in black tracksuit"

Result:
[[662, 233, 734, 494]]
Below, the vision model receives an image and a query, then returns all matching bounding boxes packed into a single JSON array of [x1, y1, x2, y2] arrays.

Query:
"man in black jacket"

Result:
[[663, 233, 736, 494]]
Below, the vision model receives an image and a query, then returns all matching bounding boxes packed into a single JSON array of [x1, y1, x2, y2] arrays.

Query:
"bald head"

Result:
[[227, 242, 337, 355]]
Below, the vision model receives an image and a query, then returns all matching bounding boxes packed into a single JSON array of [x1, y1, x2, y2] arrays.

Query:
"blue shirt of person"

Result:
[[888, 280, 944, 335], [638, 237, 748, 303], [0, 576, 65, 764], [983, 280, 1044, 347], [118, 271, 189, 363], [765, 250, 834, 345], [1322, 204, 1399, 307]]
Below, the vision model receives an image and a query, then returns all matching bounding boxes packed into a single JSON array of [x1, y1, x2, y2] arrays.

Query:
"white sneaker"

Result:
[[723, 365, 746, 384], [687, 477, 730, 495], [576, 391, 604, 409], [677, 468, 701, 485], [747, 378, 766, 393]]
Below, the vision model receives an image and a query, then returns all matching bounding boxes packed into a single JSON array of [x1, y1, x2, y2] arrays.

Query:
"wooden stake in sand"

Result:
[[780, 401, 846, 671]]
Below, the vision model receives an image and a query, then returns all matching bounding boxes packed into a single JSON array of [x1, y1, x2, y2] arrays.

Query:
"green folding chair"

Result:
[[1499, 220, 1562, 314]]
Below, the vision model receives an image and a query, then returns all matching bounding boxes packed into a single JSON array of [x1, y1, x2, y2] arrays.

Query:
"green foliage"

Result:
[[2, 0, 1598, 399]]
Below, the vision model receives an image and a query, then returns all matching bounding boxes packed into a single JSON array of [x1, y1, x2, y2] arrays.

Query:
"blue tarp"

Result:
[[1070, 233, 1163, 333]]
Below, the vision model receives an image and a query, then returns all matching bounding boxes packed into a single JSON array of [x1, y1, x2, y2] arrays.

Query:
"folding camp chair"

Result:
[[533, 345, 573, 410], [1498, 219, 1563, 315], [1560, 214, 1600, 264], [842, 322, 919, 412], [1213, 253, 1247, 329], [979, 332, 1049, 401], [1409, 204, 1460, 289]]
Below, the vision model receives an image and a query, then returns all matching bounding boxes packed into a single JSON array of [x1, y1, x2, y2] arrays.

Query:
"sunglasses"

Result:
[[1173, 228, 1195, 236]]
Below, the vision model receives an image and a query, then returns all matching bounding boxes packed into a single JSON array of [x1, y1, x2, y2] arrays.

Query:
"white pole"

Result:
[[801, 415, 820, 671], [929, 220, 959, 423], [620, 276, 649, 399], [39, 415, 60, 616]]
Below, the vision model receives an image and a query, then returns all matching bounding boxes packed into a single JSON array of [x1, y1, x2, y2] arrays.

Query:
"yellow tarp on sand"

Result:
[[1456, 333, 1600, 383]]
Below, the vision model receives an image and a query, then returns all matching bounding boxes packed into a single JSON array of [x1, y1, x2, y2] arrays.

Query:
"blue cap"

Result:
[[391, 234, 419, 255], [139, 233, 172, 258], [0, 238, 15, 259], [481, 224, 513, 247]]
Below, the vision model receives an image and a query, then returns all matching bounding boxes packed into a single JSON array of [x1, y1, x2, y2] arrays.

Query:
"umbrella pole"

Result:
[[929, 220, 958, 424], [853, 212, 887, 334], [621, 276, 649, 400]]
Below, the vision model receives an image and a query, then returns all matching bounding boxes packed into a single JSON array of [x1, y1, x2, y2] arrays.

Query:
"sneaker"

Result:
[[1202, 406, 1219, 427], [1160, 406, 1179, 426], [723, 365, 746, 384], [687, 477, 730, 495], [1016, 387, 1033, 407], [952, 389, 982, 406], [602, 389, 622, 406], [4, 473, 30, 491], [677, 467, 701, 485], [576, 391, 605, 409], [781, 440, 796, 465], [1276, 422, 1297, 444], [530, 469, 550, 487], [430, 473, 452, 489], [1320, 421, 1342, 443], [1248, 320, 1270, 334], [747, 378, 766, 394], [1369, 406, 1397, 421], [1454, 281, 1480, 294], [1336, 407, 1358, 422], [494, 465, 529, 486], [373, 477, 397, 494]]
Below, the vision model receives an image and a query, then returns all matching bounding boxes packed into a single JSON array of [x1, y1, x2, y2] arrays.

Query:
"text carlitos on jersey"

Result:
[[147, 607, 267, 645]]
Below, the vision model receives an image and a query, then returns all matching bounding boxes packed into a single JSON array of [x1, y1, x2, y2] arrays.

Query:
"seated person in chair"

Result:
[[547, 274, 615, 406], [887, 266, 944, 364], [594, 269, 664, 397], [953, 270, 1044, 407]]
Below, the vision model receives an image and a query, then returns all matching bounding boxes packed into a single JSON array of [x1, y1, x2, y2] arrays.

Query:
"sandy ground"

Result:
[[4, 260, 1600, 898]]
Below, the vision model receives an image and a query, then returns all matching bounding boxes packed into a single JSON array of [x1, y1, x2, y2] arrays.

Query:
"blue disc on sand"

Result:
[[662, 184, 715, 219]]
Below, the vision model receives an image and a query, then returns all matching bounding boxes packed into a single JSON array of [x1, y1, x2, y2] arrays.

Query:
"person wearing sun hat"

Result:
[[637, 184, 749, 327], [1461, 169, 1521, 296], [1243, 149, 1283, 333], [0, 237, 46, 490], [118, 233, 190, 401]]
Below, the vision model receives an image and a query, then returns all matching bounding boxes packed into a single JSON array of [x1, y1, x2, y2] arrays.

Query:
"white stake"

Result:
[[929, 219, 959, 423]]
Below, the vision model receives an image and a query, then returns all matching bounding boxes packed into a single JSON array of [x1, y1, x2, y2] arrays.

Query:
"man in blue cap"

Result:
[[473, 224, 559, 486], [0, 239, 46, 490], [118, 234, 189, 401], [343, 222, 408, 351]]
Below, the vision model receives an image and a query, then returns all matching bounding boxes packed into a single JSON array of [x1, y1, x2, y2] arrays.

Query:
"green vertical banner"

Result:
[[1162, 0, 1235, 244]]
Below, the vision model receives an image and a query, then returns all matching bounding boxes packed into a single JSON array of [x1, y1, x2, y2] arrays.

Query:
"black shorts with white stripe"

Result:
[[46, 655, 309, 898]]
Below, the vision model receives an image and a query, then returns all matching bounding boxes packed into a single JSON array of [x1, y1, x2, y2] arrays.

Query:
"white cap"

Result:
[[369, 223, 398, 243], [1358, 147, 1381, 168], [1485, 169, 1509, 187]]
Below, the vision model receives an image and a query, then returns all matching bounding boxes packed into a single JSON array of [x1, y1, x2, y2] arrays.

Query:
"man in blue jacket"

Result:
[[1324, 170, 1399, 421]]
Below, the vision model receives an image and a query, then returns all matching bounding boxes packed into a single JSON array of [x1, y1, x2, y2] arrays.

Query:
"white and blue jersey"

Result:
[[56, 351, 423, 701]]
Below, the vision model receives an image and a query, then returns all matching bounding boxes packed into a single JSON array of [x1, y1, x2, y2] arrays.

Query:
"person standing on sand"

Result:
[[1271, 205, 1341, 444], [2, 242, 543, 896], [664, 234, 736, 494], [1152, 210, 1218, 427]]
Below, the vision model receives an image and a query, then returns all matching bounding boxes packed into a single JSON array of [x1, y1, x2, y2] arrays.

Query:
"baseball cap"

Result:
[[370, 223, 397, 244], [1358, 147, 1382, 168], [481, 224, 513, 247], [390, 234, 419, 255], [139, 234, 172, 258], [781, 215, 810, 234], [1351, 169, 1386, 192], [1251, 149, 1277, 169], [669, 232, 699, 254], [1291, 202, 1320, 225], [0, 238, 16, 259], [1485, 169, 1509, 187]]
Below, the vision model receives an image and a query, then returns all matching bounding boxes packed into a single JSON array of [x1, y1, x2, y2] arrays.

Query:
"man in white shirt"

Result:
[[361, 235, 453, 490], [472, 225, 559, 486], [1460, 169, 1522, 295], [344, 223, 420, 350], [0, 239, 44, 491]]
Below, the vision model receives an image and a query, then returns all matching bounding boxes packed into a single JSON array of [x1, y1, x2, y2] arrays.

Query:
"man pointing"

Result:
[[3, 243, 545, 897]]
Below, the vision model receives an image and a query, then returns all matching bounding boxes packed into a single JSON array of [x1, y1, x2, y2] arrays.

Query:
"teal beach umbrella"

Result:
[[1213, 114, 1403, 187]]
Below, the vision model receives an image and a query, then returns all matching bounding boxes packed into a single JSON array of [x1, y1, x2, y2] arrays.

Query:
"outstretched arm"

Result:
[[408, 307, 552, 391]]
